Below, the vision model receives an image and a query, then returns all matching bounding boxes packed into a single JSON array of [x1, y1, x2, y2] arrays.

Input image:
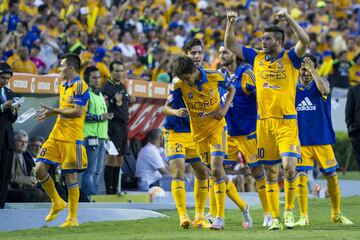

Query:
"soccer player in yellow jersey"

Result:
[[35, 53, 90, 228], [163, 38, 211, 229], [170, 56, 236, 230], [225, 11, 310, 230]]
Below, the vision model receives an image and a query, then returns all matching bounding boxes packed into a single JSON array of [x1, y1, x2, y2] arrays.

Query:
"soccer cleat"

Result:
[[242, 205, 253, 229], [210, 217, 225, 230], [205, 213, 216, 225], [179, 215, 191, 229], [268, 218, 283, 231], [59, 219, 79, 228], [263, 214, 272, 227], [284, 211, 296, 229], [45, 200, 67, 222], [192, 218, 211, 229], [332, 213, 353, 225], [295, 217, 310, 226]]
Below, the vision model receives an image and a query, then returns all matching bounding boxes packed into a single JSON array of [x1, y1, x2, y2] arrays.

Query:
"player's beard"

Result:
[[220, 58, 233, 68]]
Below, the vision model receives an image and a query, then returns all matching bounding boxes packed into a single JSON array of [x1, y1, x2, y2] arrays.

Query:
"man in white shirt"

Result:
[[135, 129, 169, 191]]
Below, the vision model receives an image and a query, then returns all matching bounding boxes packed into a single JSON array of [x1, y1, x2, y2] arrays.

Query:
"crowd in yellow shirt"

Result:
[[0, 0, 359, 86]]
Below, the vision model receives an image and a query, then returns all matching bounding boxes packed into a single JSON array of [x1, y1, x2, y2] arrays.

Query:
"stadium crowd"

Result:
[[0, 0, 359, 88]]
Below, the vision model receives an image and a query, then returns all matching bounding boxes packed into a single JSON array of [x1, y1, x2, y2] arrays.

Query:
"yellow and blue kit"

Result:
[[37, 76, 90, 172], [169, 68, 231, 165], [242, 46, 303, 163], [163, 86, 200, 163], [296, 79, 337, 173], [219, 65, 258, 167]]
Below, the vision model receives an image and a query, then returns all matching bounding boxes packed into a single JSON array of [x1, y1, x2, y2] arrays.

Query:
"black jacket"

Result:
[[0, 87, 18, 151], [345, 84, 360, 137]]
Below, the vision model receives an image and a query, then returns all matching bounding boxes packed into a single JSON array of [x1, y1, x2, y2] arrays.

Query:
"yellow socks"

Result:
[[208, 178, 217, 217], [194, 178, 208, 219], [171, 179, 187, 218], [296, 172, 309, 218], [327, 174, 341, 217], [214, 178, 226, 219], [67, 182, 80, 221], [226, 180, 247, 211], [255, 175, 271, 214], [266, 181, 280, 218], [284, 175, 297, 210], [39, 174, 62, 203]]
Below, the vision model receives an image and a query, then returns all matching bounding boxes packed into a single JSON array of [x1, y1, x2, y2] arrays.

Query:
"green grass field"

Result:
[[1, 196, 359, 240]]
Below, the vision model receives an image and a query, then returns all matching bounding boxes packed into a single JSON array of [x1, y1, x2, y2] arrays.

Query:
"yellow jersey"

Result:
[[170, 68, 229, 142], [48, 76, 90, 143], [242, 47, 303, 119], [349, 65, 360, 86]]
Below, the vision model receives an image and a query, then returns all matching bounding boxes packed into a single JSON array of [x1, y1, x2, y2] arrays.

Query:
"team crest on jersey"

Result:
[[277, 60, 284, 69], [188, 92, 193, 99], [259, 61, 264, 66]]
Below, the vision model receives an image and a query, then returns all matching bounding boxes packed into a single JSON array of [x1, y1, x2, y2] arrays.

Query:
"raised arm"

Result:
[[275, 11, 310, 57], [224, 11, 245, 59], [302, 57, 330, 95]]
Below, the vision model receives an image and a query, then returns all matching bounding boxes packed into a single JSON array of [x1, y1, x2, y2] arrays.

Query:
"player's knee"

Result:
[[34, 163, 47, 179], [172, 167, 184, 179], [64, 173, 78, 184], [250, 166, 265, 179], [324, 171, 336, 179], [210, 167, 223, 179]]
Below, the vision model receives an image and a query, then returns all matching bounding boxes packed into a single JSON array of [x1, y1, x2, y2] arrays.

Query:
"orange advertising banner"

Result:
[[8, 73, 169, 99]]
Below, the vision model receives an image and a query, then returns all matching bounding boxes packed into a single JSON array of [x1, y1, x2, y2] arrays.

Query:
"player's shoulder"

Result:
[[204, 69, 225, 81], [73, 79, 88, 95], [170, 77, 183, 91]]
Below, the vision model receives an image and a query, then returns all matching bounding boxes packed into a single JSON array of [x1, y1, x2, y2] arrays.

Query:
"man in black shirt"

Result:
[[102, 61, 135, 194]]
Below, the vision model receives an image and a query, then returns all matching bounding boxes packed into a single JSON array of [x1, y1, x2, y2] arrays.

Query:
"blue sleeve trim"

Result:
[[242, 46, 257, 66], [186, 157, 201, 163], [287, 48, 303, 70], [36, 158, 60, 166], [319, 165, 338, 174], [211, 151, 225, 157], [281, 152, 301, 158], [76, 140, 84, 145], [296, 166, 313, 172], [74, 89, 90, 106], [167, 154, 186, 161]]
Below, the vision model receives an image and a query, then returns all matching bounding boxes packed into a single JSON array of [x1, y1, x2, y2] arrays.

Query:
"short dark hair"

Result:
[[171, 56, 195, 77], [29, 136, 45, 143], [303, 53, 318, 69], [109, 60, 123, 72], [0, 62, 13, 76], [60, 53, 81, 72], [264, 26, 285, 46], [84, 66, 99, 83], [183, 38, 203, 54], [145, 128, 162, 143]]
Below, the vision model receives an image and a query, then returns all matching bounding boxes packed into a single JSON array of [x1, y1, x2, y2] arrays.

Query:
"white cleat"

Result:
[[205, 213, 216, 224], [242, 206, 253, 229], [210, 217, 225, 230], [263, 214, 273, 227]]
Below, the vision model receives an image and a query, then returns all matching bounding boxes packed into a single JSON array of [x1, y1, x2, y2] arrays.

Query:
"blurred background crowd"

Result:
[[0, 0, 360, 89]]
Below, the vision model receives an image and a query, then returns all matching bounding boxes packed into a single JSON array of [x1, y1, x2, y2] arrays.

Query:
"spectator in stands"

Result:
[[345, 82, 360, 170], [330, 51, 352, 98], [29, 46, 46, 74], [10, 46, 37, 74], [7, 130, 45, 202], [102, 61, 135, 194], [0, 62, 18, 208], [82, 66, 113, 198], [135, 128, 169, 191], [26, 136, 45, 162]]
